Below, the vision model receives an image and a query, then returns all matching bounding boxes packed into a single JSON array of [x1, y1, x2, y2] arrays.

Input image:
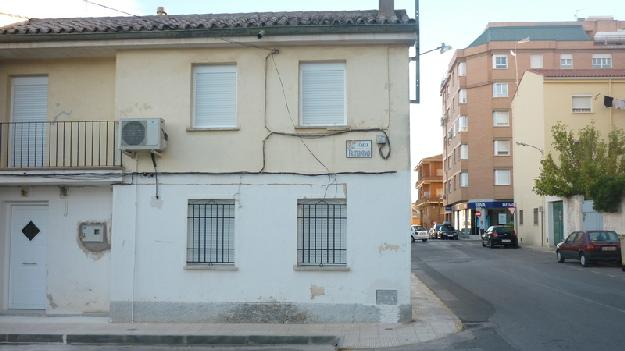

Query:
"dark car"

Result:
[[481, 225, 518, 248], [437, 224, 458, 240], [556, 230, 621, 267]]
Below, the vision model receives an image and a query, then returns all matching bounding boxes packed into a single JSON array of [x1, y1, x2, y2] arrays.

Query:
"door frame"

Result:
[[2, 201, 48, 310]]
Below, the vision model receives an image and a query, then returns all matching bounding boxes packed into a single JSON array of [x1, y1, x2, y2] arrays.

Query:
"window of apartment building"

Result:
[[453, 175, 457, 190], [193, 65, 237, 128], [300, 62, 346, 126], [452, 119, 458, 137], [297, 200, 347, 266], [572, 95, 592, 113], [460, 144, 469, 160], [493, 111, 510, 127], [458, 116, 469, 132], [560, 54, 573, 69], [592, 54, 612, 69], [533, 208, 539, 225], [494, 140, 511, 156], [494, 169, 511, 185], [458, 62, 466, 76], [187, 200, 235, 265], [492, 54, 508, 69], [530, 54, 544, 69], [459, 89, 468, 104], [460, 171, 469, 187], [519, 210, 524, 225], [493, 82, 508, 97]]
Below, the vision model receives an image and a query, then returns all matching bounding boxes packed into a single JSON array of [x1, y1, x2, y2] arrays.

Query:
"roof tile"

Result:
[[530, 69, 625, 78]]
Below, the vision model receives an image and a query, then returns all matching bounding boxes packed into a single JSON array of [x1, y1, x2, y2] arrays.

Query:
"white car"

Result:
[[411, 225, 429, 242]]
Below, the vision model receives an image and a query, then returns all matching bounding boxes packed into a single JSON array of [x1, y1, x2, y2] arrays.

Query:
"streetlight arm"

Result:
[[515, 141, 544, 156]]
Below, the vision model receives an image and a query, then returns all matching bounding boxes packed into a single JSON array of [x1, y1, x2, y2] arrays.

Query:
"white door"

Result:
[[10, 76, 48, 167], [8, 204, 48, 309]]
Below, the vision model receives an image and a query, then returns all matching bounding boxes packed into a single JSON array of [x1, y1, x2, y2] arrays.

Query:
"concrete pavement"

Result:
[[0, 273, 460, 350]]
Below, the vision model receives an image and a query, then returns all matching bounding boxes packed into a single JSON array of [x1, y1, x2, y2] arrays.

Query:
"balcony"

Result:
[[0, 121, 123, 185], [415, 193, 444, 207]]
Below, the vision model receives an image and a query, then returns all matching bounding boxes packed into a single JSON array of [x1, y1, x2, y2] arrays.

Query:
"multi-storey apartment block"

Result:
[[414, 154, 444, 229], [440, 17, 625, 236]]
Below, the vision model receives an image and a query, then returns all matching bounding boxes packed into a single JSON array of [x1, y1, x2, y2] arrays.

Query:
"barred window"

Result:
[[187, 200, 235, 264], [297, 200, 347, 266]]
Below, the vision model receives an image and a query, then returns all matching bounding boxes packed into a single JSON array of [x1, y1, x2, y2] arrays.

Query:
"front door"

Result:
[[8, 204, 48, 309], [552, 201, 564, 245]]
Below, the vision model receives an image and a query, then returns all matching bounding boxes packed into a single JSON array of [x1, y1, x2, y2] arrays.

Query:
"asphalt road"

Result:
[[399, 239, 625, 351]]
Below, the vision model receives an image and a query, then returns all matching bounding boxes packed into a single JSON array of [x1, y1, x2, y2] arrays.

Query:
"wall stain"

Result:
[[220, 303, 309, 323], [310, 285, 325, 300], [46, 294, 58, 309], [378, 242, 400, 254]]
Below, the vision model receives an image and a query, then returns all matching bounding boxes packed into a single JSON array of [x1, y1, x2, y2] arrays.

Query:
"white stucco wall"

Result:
[[110, 172, 411, 323], [0, 186, 112, 314]]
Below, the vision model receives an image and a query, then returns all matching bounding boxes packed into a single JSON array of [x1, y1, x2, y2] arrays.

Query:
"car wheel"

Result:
[[580, 252, 590, 267], [489, 240, 494, 249], [557, 250, 565, 263], [422, 239, 427, 242], [411, 236, 415, 243], [482, 241, 486, 247]]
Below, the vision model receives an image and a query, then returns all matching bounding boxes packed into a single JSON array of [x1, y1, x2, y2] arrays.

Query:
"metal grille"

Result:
[[187, 200, 235, 264], [297, 200, 347, 266]]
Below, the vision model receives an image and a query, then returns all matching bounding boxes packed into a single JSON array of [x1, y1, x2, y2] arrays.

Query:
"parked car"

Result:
[[411, 225, 428, 242], [429, 224, 444, 239], [437, 224, 458, 240], [556, 230, 621, 267], [481, 225, 518, 248]]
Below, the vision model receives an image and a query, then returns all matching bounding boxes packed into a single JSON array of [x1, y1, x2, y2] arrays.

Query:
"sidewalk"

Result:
[[0, 274, 460, 350]]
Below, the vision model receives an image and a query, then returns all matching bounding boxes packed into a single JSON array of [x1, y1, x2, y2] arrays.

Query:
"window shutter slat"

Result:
[[301, 63, 345, 126], [193, 66, 236, 128]]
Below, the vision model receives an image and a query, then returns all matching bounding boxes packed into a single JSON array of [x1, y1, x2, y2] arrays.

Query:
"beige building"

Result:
[[512, 69, 625, 247], [441, 17, 625, 235], [414, 154, 444, 229], [0, 1, 417, 323]]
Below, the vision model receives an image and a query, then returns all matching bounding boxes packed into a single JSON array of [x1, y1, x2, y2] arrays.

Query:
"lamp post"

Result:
[[515, 140, 545, 246], [410, 42, 452, 104], [510, 37, 530, 87]]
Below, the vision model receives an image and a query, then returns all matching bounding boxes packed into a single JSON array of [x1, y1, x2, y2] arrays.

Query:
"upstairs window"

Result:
[[300, 63, 346, 126], [494, 140, 511, 156], [495, 169, 511, 186], [458, 116, 469, 132], [460, 144, 469, 160], [460, 172, 469, 187], [492, 54, 508, 69], [560, 54, 573, 69], [459, 89, 468, 104], [592, 54, 612, 69], [530, 54, 543, 69], [193, 65, 237, 128], [572, 95, 592, 113], [458, 62, 466, 76], [493, 82, 508, 97], [493, 111, 510, 127]]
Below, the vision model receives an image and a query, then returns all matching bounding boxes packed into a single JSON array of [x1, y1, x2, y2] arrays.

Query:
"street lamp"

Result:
[[515, 141, 544, 156], [510, 37, 530, 86], [410, 43, 452, 104]]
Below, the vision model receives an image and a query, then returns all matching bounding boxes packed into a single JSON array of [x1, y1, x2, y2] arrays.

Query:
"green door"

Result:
[[552, 201, 564, 245]]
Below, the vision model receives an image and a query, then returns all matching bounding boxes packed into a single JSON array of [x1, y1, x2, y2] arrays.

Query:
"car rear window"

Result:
[[588, 231, 619, 242], [495, 226, 514, 234], [441, 225, 455, 231]]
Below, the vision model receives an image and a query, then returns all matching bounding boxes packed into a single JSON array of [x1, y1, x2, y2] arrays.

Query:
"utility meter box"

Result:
[[79, 222, 106, 243]]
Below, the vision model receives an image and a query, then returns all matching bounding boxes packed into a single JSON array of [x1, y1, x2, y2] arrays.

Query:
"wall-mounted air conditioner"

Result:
[[119, 118, 167, 152]]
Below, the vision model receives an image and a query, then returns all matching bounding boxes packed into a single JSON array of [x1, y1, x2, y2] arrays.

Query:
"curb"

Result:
[[0, 333, 339, 346]]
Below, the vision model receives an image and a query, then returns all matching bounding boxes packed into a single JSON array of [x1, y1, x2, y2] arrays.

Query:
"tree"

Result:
[[534, 123, 625, 212]]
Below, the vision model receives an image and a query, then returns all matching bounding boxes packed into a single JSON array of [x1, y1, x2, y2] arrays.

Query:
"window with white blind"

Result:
[[192, 65, 237, 128], [10, 76, 48, 167], [300, 63, 346, 126], [458, 62, 466, 76], [560, 54, 573, 69], [572, 95, 592, 113], [492, 54, 508, 69], [530, 54, 543, 69], [493, 111, 510, 127], [460, 172, 469, 187], [297, 200, 347, 266], [495, 169, 511, 185], [458, 116, 468, 132], [460, 144, 468, 160], [493, 83, 508, 97], [187, 200, 235, 265], [494, 140, 511, 156], [592, 54, 612, 69], [459, 89, 467, 104]]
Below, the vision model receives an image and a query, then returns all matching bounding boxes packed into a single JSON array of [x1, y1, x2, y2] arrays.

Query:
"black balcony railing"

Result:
[[0, 121, 122, 169]]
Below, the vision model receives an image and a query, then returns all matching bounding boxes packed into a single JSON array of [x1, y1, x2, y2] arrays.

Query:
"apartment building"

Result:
[[512, 69, 625, 247], [440, 17, 625, 235], [0, 1, 416, 323], [414, 154, 444, 229]]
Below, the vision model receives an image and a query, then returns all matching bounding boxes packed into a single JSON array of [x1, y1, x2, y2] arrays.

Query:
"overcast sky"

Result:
[[2, 0, 624, 200]]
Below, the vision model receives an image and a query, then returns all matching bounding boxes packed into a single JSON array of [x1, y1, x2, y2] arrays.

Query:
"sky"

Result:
[[2, 0, 625, 200]]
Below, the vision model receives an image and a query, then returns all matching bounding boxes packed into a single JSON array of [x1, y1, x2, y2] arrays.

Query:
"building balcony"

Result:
[[415, 195, 444, 207], [0, 121, 123, 185]]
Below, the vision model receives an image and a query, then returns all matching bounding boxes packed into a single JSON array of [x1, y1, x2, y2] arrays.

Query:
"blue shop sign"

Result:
[[468, 201, 515, 209]]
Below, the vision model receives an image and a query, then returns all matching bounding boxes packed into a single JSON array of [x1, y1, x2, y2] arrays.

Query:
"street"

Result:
[[400, 239, 625, 351]]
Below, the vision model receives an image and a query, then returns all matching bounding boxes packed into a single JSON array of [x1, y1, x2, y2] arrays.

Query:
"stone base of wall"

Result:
[[111, 301, 412, 324]]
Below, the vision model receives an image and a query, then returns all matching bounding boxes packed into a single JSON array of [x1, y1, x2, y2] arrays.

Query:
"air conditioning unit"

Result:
[[119, 118, 167, 152]]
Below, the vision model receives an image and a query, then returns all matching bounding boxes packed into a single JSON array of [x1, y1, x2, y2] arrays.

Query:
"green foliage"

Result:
[[533, 123, 625, 212]]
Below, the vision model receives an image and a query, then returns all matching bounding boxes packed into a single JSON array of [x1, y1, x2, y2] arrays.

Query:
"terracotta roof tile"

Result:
[[530, 69, 625, 78]]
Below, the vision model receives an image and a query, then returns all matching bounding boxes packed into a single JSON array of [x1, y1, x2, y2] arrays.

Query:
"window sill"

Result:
[[294, 125, 350, 131], [184, 264, 239, 271], [186, 127, 240, 132], [293, 265, 350, 272]]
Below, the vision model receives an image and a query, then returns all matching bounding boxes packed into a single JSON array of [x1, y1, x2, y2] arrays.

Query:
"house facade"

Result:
[[512, 69, 625, 247], [0, 1, 417, 323], [414, 154, 444, 229], [440, 17, 625, 236]]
